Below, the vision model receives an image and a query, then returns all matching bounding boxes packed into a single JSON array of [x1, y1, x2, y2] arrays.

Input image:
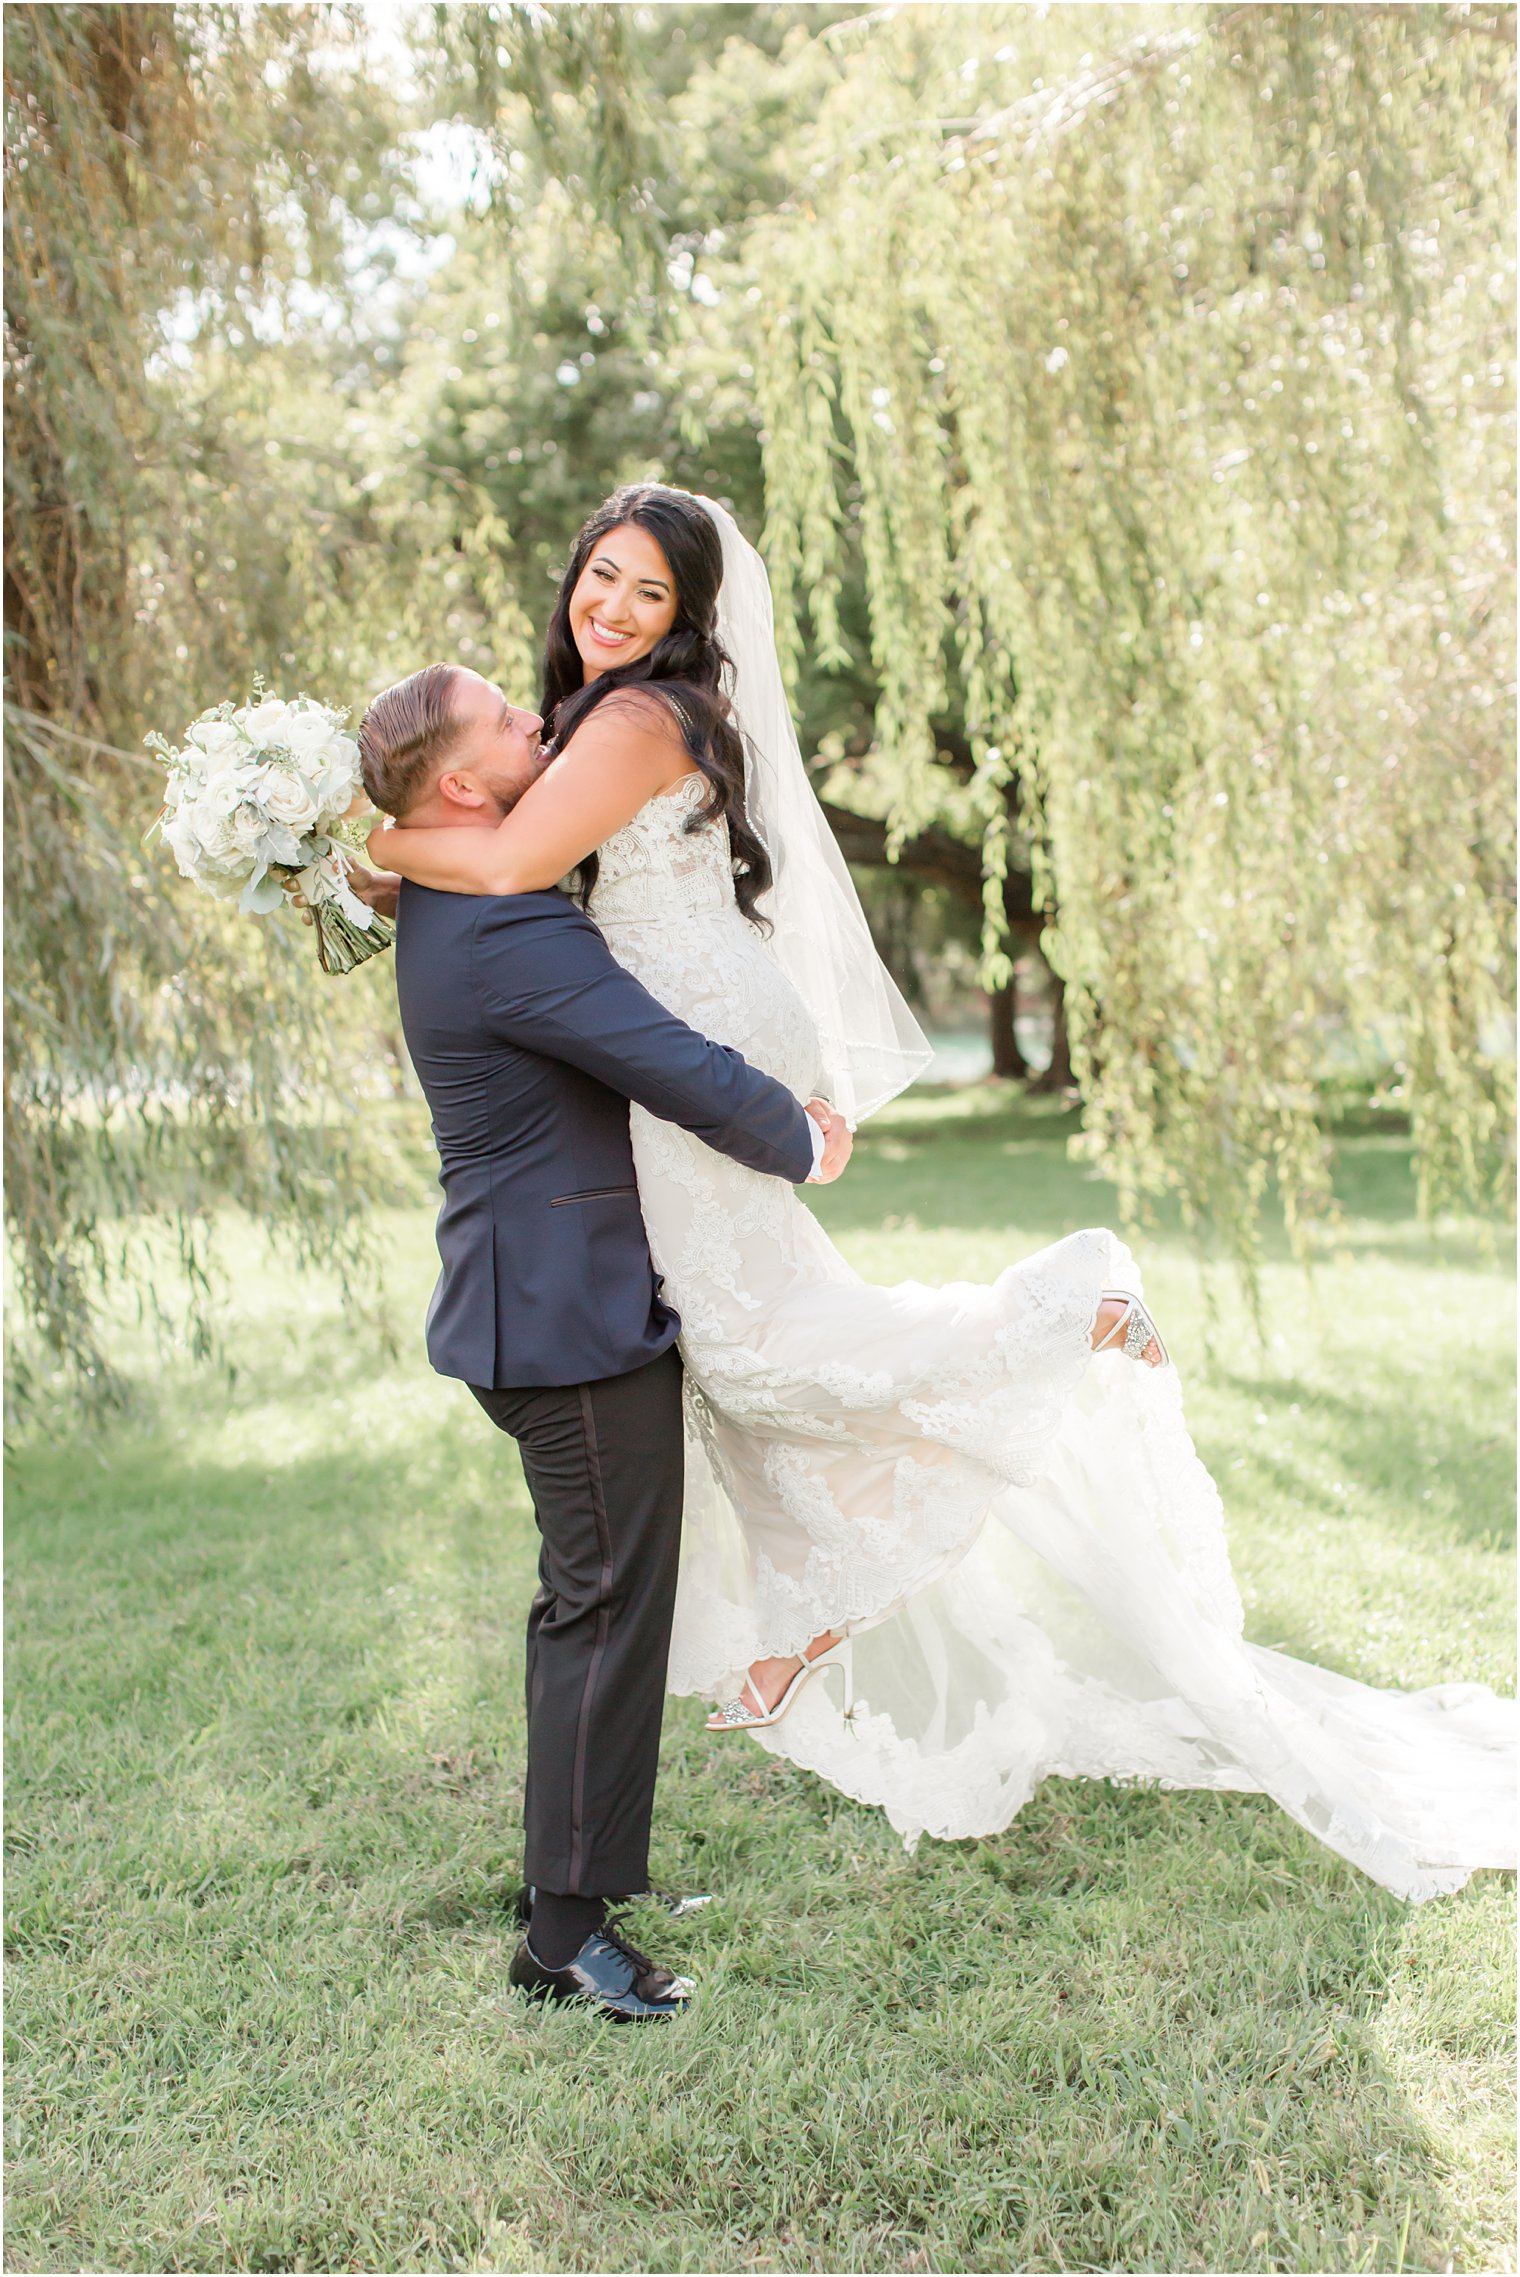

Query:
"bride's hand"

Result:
[[806, 1099, 853, 1183]]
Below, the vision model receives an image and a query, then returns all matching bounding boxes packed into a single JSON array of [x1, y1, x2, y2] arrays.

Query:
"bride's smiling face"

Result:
[[567, 522, 678, 680]]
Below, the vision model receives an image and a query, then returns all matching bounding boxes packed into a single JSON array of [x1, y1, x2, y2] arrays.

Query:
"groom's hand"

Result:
[[805, 1098, 853, 1183], [281, 864, 402, 924], [343, 861, 402, 920]]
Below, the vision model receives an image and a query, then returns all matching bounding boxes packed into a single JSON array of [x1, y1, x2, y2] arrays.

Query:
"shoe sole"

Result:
[[511, 1981, 691, 2021]]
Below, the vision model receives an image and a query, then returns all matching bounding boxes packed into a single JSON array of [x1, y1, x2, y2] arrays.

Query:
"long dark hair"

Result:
[[539, 483, 773, 925]]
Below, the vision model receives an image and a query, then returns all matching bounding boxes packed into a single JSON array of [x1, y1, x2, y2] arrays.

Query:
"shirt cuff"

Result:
[[805, 1114, 827, 1181]]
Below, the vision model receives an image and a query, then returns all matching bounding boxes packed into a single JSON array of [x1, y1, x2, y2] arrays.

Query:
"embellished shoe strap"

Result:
[[712, 1692, 762, 1727]]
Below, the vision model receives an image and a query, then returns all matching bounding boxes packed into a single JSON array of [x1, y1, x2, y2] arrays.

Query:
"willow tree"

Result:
[[751, 3, 1515, 1281], [2, 5, 420, 1406], [6, 3, 721, 1408]]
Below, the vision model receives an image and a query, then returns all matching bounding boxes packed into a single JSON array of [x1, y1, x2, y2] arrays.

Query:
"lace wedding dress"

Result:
[[586, 773, 1515, 1905]]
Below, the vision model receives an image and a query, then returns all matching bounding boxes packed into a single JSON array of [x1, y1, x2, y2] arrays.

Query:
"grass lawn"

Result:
[[5, 1088, 1514, 2275]]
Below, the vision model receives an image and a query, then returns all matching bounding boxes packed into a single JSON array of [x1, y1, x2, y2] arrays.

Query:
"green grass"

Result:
[[6, 1090, 1514, 2274]]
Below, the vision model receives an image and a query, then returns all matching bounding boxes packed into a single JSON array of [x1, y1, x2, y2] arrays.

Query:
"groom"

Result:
[[349, 661, 849, 2021]]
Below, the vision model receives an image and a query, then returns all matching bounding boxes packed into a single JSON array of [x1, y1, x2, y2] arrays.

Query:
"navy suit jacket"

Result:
[[394, 881, 815, 1390]]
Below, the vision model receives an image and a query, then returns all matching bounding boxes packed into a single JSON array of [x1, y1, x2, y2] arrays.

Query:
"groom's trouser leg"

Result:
[[468, 1345, 684, 1897]]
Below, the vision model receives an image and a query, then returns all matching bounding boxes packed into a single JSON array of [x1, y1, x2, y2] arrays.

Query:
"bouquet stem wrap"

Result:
[[299, 849, 395, 975]]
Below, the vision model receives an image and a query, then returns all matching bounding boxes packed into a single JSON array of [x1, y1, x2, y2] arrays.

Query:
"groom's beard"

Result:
[[482, 745, 553, 821]]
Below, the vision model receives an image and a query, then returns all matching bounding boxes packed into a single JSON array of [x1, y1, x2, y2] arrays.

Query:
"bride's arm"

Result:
[[367, 691, 697, 896]]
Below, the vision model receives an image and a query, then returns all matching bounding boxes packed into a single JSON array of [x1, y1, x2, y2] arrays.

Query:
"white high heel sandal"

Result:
[[706, 1631, 856, 1731], [1092, 1287, 1170, 1368]]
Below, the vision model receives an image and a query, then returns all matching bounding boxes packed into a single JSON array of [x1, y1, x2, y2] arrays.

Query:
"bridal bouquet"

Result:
[[146, 688, 393, 974]]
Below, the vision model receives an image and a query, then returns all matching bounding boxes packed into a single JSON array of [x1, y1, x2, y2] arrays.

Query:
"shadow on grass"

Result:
[[1212, 1368, 1517, 1555], [812, 1091, 1507, 1274]]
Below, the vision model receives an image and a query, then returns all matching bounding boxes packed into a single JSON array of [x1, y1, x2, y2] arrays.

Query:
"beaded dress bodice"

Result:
[[586, 772, 825, 1101], [587, 770, 737, 929]]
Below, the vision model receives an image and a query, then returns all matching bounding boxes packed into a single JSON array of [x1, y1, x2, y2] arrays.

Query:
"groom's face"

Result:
[[436, 670, 547, 819]]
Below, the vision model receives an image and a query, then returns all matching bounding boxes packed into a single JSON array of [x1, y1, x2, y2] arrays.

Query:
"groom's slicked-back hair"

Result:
[[358, 663, 465, 815]]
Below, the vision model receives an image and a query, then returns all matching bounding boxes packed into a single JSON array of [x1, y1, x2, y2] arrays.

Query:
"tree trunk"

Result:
[[1032, 964, 1073, 1091], [988, 979, 1030, 1079]]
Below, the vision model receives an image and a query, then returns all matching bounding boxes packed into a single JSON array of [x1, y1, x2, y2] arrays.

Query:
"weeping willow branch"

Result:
[[752, 2, 1516, 1287], [2, 5, 415, 1411]]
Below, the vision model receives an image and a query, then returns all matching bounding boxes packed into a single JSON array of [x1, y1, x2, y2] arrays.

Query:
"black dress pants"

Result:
[[468, 1344, 685, 1897]]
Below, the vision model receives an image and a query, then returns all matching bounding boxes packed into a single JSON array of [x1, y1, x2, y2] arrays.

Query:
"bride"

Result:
[[368, 482, 1514, 1905]]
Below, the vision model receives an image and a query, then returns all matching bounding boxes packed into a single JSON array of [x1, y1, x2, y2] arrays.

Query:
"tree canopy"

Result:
[[5, 2, 1514, 1405], [745, 4, 1515, 1268], [5, 4, 427, 1402]]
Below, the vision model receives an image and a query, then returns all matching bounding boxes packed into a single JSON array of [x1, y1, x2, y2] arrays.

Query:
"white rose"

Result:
[[251, 763, 320, 834], [312, 752, 361, 820], [194, 769, 253, 820], [178, 796, 217, 845], [239, 697, 293, 749], [165, 807, 243, 893], [187, 718, 244, 766], [162, 810, 204, 878], [192, 808, 245, 865], [283, 706, 340, 760], [230, 804, 268, 857]]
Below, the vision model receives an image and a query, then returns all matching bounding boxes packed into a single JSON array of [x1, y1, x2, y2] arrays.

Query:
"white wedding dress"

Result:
[[585, 771, 1515, 1905]]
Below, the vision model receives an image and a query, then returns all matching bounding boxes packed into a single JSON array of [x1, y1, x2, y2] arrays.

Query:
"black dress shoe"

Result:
[[515, 1883, 713, 1926], [509, 1925, 695, 2021]]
